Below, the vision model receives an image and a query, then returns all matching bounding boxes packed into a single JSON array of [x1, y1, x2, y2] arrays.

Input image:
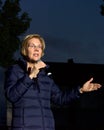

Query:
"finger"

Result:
[[93, 83, 101, 87], [88, 77, 93, 83]]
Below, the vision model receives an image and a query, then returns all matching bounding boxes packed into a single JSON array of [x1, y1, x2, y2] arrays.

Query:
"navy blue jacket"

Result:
[[4, 58, 80, 130]]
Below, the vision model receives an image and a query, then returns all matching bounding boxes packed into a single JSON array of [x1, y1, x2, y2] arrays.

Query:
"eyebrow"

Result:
[[28, 43, 41, 45]]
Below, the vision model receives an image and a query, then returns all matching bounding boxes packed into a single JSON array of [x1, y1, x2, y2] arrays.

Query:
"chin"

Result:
[[26, 56, 40, 63]]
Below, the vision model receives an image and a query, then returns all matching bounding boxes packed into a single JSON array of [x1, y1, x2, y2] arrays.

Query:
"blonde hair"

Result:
[[21, 34, 45, 57]]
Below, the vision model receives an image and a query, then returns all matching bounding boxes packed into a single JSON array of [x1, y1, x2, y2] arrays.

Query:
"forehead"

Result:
[[28, 38, 41, 44]]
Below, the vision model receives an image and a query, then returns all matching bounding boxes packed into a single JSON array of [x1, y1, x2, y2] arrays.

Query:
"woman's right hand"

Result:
[[29, 66, 39, 79], [27, 60, 46, 79]]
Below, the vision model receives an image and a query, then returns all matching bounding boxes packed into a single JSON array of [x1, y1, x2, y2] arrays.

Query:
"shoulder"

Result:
[[6, 58, 27, 73], [5, 64, 20, 74]]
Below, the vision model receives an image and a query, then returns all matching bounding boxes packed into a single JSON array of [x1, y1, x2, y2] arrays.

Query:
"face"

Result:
[[26, 38, 43, 63]]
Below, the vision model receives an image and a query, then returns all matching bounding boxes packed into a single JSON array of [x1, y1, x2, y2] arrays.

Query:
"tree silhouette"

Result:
[[0, 0, 31, 67], [100, 0, 104, 15]]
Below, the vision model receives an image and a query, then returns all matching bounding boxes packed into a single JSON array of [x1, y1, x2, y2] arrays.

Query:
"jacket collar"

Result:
[[17, 57, 50, 75]]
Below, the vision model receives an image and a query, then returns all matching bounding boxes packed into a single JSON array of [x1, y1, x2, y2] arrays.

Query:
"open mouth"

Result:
[[33, 53, 39, 57]]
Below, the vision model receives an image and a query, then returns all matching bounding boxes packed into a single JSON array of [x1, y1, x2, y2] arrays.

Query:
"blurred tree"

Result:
[[100, 0, 104, 15], [0, 0, 2, 7], [0, 0, 31, 67]]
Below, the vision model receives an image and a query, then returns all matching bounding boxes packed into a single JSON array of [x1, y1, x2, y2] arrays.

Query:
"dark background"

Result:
[[47, 61, 104, 130]]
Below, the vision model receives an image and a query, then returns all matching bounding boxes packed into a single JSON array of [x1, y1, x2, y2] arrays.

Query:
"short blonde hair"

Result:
[[21, 34, 45, 57]]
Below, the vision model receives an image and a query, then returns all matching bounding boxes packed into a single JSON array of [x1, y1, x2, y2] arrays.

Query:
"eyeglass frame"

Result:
[[28, 44, 42, 49]]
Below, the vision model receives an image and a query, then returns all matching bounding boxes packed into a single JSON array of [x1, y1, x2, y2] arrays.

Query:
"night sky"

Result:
[[19, 0, 104, 64]]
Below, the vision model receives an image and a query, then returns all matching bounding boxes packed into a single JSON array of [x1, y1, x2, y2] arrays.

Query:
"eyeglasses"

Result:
[[28, 44, 42, 49]]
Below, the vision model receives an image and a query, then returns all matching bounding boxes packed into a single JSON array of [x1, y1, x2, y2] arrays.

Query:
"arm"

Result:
[[50, 79, 80, 106], [51, 77, 101, 106], [4, 66, 34, 103]]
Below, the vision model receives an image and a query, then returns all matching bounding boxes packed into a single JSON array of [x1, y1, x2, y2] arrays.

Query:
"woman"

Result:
[[4, 34, 101, 130]]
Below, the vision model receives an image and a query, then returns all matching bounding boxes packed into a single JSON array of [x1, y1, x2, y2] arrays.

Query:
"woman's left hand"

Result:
[[79, 77, 102, 93]]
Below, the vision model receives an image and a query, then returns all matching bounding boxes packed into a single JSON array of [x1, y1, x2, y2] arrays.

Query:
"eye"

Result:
[[28, 44, 42, 49]]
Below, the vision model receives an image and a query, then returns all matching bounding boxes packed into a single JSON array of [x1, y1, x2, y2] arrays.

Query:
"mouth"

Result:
[[33, 53, 39, 57]]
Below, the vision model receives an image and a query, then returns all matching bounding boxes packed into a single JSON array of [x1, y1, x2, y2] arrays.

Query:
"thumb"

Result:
[[88, 77, 93, 83]]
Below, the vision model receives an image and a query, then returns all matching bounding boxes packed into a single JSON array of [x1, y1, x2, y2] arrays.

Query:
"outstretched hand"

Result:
[[79, 77, 102, 93]]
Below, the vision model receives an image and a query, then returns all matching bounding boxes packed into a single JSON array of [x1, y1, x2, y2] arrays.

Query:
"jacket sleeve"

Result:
[[51, 80, 81, 106], [4, 66, 34, 103]]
